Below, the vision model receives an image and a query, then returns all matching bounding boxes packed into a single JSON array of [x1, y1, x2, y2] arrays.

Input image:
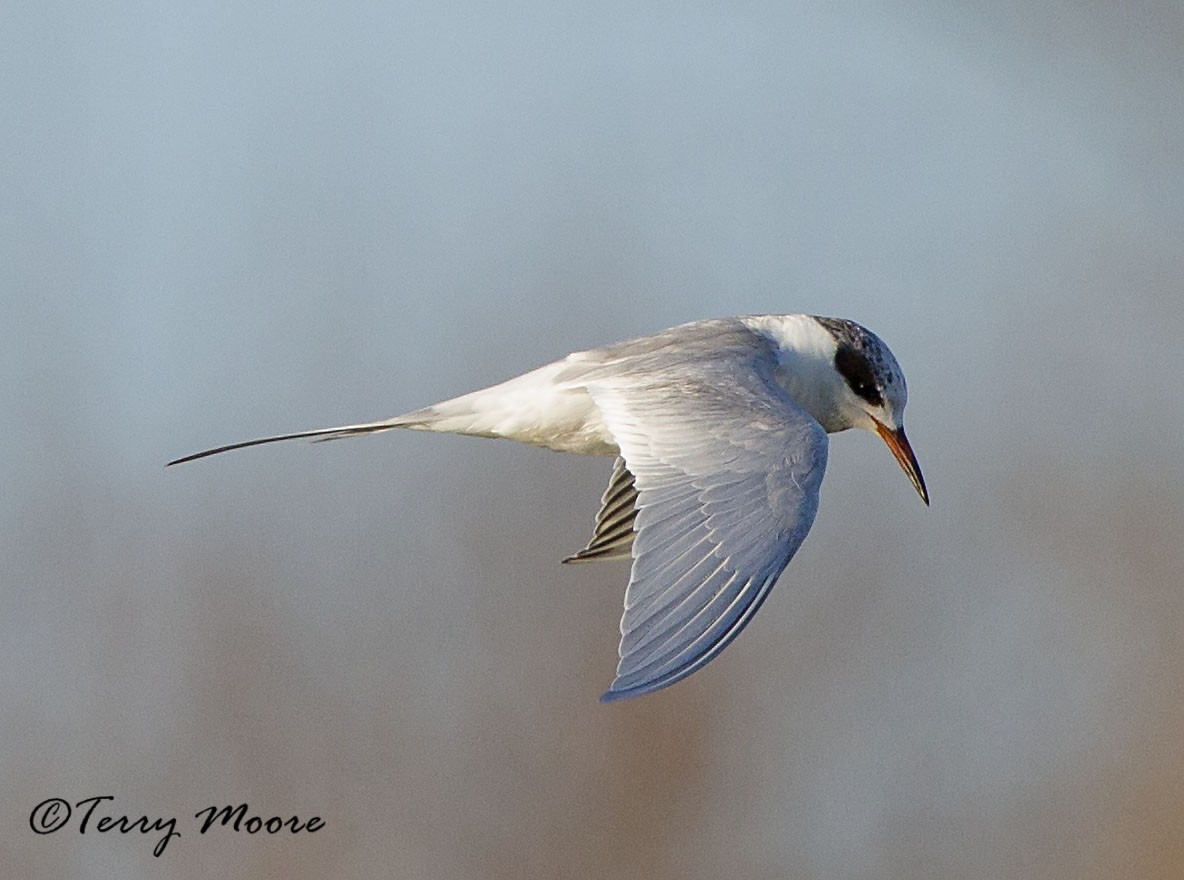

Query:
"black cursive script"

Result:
[[194, 803, 324, 836], [29, 795, 324, 857], [30, 795, 180, 857]]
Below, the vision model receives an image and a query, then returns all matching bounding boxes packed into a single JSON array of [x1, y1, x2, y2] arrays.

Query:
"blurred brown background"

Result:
[[4, 2, 1184, 877]]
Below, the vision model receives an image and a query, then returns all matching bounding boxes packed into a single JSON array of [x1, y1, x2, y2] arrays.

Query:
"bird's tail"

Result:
[[166, 407, 442, 466], [168, 358, 606, 466]]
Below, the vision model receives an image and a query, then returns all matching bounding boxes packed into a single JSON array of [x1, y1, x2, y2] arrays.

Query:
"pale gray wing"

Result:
[[563, 457, 639, 563], [577, 335, 829, 702]]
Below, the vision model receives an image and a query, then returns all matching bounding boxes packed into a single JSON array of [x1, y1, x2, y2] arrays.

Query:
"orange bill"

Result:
[[873, 421, 929, 505]]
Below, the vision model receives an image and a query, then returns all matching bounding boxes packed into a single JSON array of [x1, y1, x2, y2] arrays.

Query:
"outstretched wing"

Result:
[[570, 324, 829, 701]]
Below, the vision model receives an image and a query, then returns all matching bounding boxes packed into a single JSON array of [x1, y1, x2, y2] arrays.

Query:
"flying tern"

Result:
[[170, 314, 928, 701]]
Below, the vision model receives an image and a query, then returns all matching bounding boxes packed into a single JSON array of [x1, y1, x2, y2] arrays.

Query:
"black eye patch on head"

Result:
[[834, 344, 883, 407]]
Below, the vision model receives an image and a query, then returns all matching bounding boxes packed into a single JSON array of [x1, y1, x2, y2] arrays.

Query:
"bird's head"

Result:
[[812, 316, 929, 505]]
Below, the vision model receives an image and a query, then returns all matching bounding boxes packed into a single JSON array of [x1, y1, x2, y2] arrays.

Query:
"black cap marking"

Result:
[[813, 316, 896, 406]]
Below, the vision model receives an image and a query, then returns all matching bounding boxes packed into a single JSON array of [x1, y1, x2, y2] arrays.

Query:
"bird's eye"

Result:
[[834, 345, 884, 407]]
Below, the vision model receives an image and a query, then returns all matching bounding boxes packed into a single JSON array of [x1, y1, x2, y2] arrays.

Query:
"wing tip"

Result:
[[599, 686, 635, 704], [562, 547, 631, 564], [598, 672, 677, 703]]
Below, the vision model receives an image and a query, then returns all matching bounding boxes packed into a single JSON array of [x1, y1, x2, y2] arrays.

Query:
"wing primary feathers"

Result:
[[584, 336, 829, 702], [563, 457, 640, 563]]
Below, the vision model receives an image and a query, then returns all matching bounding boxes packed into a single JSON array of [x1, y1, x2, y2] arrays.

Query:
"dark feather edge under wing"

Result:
[[563, 456, 639, 563]]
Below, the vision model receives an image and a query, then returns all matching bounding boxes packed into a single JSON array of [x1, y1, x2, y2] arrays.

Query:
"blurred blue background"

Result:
[[4, 2, 1183, 877]]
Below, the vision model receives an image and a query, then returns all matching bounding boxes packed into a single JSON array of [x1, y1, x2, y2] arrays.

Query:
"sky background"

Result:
[[4, 2, 1184, 878]]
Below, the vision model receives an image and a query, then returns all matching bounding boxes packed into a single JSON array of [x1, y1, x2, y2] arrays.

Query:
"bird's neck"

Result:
[[742, 314, 848, 432]]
